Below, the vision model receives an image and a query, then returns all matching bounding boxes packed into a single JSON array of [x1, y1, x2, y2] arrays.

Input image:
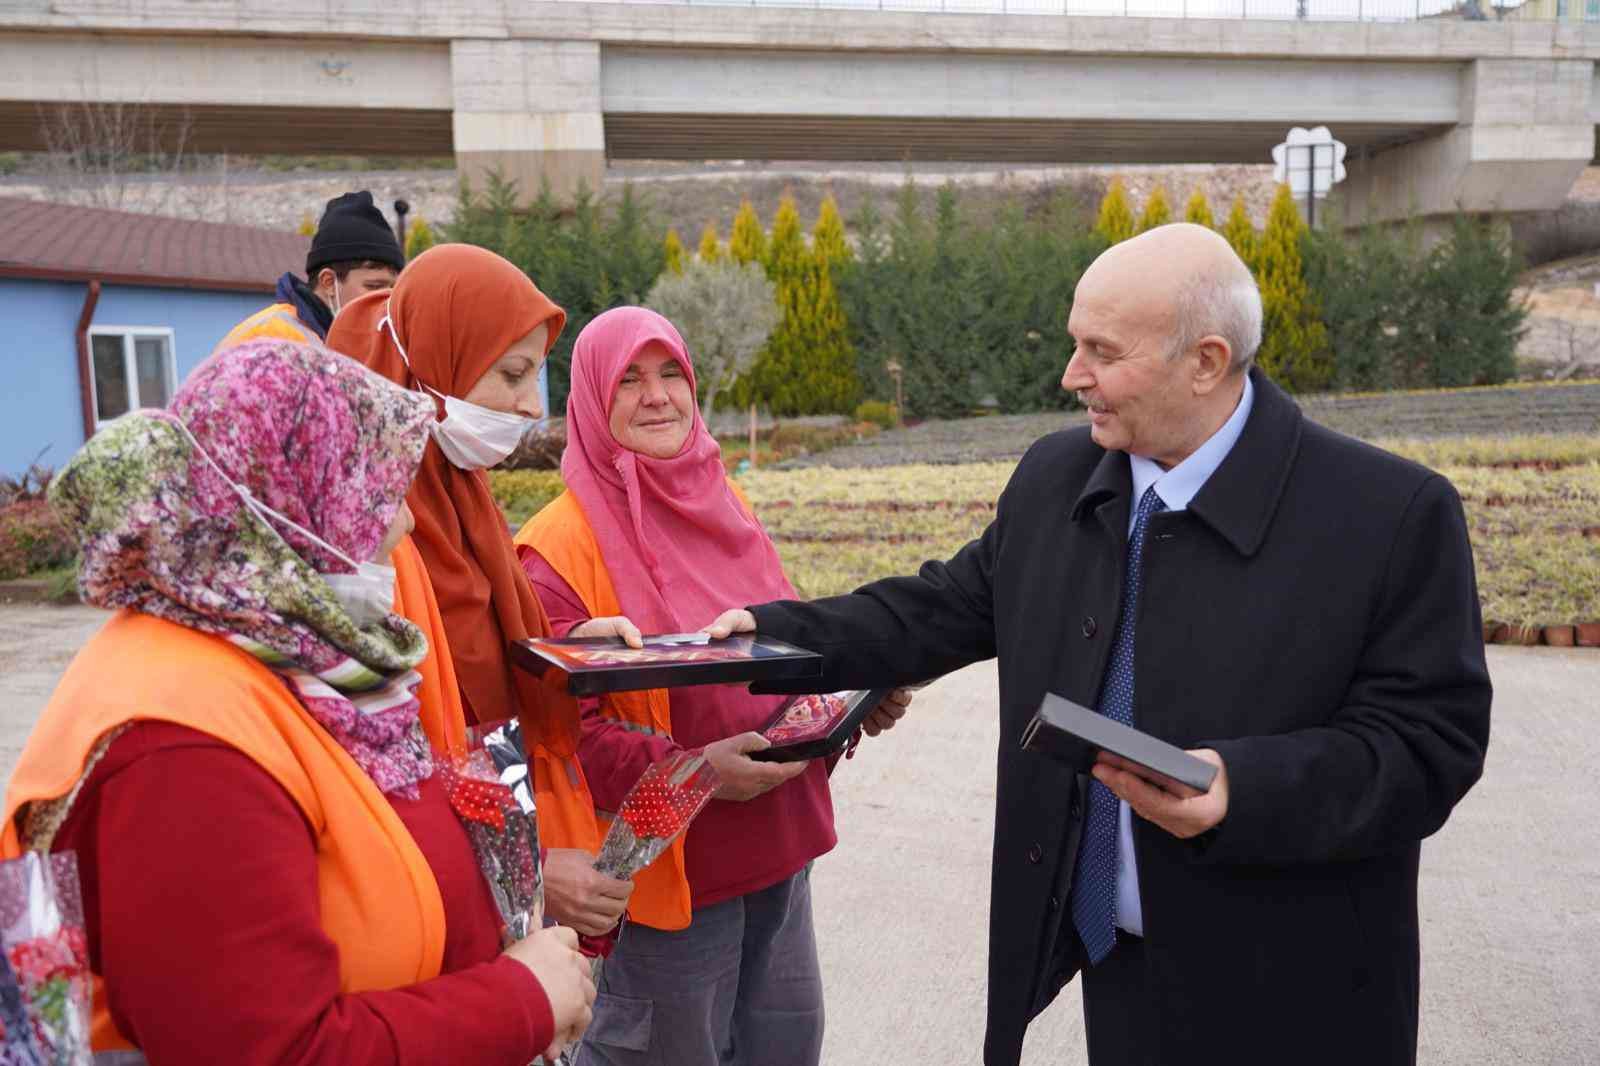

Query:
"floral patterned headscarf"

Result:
[[49, 340, 439, 796]]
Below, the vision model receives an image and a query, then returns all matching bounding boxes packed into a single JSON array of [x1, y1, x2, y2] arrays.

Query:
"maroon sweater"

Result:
[[53, 721, 555, 1064], [520, 547, 837, 911]]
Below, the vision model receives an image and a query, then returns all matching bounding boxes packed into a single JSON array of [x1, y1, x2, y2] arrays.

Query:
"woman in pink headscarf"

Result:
[[513, 307, 908, 1066]]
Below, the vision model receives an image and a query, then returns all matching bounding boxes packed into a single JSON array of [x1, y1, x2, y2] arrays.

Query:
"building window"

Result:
[[89, 327, 176, 426]]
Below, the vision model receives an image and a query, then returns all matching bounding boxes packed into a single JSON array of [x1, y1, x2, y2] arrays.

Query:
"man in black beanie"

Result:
[[223, 190, 404, 346]]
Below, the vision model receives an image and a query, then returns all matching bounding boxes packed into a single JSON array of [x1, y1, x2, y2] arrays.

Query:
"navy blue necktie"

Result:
[[1070, 484, 1167, 965]]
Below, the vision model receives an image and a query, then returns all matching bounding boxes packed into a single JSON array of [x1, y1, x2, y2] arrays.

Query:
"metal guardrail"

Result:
[[589, 0, 1568, 21]]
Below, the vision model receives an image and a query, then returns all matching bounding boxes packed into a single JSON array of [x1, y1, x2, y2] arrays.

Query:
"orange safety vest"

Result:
[[392, 535, 468, 756], [1, 611, 452, 1051], [220, 303, 318, 348], [512, 486, 752, 933]]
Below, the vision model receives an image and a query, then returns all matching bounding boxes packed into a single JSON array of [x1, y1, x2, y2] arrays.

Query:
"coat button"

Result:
[[1027, 843, 1044, 864], [1081, 616, 1097, 638], [1048, 894, 1061, 911]]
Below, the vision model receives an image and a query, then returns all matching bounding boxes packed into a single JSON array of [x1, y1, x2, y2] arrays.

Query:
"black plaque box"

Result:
[[1020, 692, 1217, 797]]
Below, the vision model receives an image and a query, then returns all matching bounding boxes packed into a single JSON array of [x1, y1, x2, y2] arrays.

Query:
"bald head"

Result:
[[1082, 223, 1262, 373]]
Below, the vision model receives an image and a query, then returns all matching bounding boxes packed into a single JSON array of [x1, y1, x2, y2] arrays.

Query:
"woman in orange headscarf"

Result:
[[329, 244, 634, 938]]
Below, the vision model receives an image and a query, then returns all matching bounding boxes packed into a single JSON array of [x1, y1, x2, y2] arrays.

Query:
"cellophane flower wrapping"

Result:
[[0, 852, 90, 1065], [594, 750, 720, 884], [440, 723, 543, 946], [555, 750, 721, 1066]]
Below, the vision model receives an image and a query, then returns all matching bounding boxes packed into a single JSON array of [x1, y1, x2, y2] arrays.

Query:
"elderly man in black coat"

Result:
[[706, 223, 1492, 1066]]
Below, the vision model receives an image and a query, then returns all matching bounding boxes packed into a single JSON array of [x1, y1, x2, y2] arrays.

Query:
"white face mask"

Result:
[[381, 309, 532, 471], [322, 562, 397, 628], [330, 275, 343, 316], [174, 420, 398, 627]]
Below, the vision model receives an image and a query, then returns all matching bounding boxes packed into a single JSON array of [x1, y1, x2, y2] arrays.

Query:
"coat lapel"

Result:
[[1186, 369, 1305, 559], [1051, 447, 1131, 704]]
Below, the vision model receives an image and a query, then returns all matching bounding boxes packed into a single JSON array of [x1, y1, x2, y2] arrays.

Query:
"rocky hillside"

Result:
[[0, 158, 1284, 238]]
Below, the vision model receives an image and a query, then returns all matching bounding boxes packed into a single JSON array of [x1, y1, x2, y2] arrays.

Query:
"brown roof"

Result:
[[0, 196, 310, 293]]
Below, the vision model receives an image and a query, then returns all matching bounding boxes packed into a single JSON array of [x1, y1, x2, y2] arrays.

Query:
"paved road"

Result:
[[2, 605, 1595, 1065], [814, 649, 1600, 1066]]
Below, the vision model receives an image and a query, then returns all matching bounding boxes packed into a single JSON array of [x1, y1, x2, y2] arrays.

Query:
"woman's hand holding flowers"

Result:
[[504, 924, 597, 1059], [542, 849, 634, 935]]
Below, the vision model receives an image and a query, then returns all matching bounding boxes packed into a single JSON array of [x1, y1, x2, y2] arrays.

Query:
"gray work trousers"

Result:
[[577, 869, 824, 1066]]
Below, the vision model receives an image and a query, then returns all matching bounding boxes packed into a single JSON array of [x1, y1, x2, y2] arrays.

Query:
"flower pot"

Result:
[[1575, 622, 1600, 648], [1499, 624, 1541, 646], [1481, 620, 1502, 643], [1543, 625, 1576, 647]]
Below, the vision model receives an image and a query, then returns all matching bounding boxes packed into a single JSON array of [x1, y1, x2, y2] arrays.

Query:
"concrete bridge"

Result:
[[1, 0, 1597, 222]]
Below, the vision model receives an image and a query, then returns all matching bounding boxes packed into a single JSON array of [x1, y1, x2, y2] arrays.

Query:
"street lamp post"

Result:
[[885, 358, 905, 427]]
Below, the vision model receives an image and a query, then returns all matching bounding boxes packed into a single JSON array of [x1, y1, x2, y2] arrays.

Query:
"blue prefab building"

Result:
[[0, 197, 310, 478]]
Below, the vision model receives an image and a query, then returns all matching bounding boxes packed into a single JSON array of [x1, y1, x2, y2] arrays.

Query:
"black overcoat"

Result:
[[750, 370, 1492, 1066]]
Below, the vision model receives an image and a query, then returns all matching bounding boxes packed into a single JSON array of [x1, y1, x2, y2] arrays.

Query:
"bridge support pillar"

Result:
[[1334, 58, 1593, 226], [450, 39, 605, 202]]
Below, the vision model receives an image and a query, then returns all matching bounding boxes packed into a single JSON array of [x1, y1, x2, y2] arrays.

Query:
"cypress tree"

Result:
[[729, 200, 768, 266], [812, 194, 853, 268], [697, 222, 722, 264], [405, 216, 437, 259], [1137, 186, 1172, 232], [1094, 179, 1136, 245], [807, 193, 859, 412], [1255, 185, 1332, 392], [1183, 190, 1215, 228], [737, 194, 860, 415], [662, 227, 686, 275], [764, 196, 805, 276], [1222, 195, 1258, 266]]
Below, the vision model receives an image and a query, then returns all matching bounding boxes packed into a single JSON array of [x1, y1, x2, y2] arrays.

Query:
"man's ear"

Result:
[[1191, 335, 1233, 396], [311, 267, 332, 294]]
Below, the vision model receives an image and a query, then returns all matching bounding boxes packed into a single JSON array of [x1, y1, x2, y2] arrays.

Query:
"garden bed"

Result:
[[723, 436, 1600, 647]]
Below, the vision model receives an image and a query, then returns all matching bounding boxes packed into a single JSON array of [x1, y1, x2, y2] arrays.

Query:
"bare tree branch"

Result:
[[36, 100, 228, 220]]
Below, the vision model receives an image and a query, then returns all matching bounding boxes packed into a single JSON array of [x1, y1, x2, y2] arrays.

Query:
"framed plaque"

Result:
[[748, 688, 894, 763], [511, 633, 823, 697]]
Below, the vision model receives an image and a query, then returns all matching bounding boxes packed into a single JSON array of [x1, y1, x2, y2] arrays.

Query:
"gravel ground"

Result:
[[783, 381, 1600, 469], [1, 605, 1593, 1065]]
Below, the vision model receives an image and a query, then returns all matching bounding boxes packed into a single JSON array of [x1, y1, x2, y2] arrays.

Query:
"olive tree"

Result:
[[645, 259, 780, 420]]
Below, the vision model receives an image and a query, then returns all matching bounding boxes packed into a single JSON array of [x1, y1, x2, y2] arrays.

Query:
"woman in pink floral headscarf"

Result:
[[3, 340, 594, 1063]]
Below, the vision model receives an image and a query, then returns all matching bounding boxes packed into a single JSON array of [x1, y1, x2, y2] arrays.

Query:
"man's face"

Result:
[[316, 264, 398, 313], [1061, 270, 1193, 466]]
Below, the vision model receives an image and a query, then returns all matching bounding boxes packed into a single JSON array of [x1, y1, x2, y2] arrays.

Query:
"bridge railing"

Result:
[[591, 0, 1569, 21]]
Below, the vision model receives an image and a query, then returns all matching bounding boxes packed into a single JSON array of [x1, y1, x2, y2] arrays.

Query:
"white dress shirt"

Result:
[[1114, 374, 1254, 937]]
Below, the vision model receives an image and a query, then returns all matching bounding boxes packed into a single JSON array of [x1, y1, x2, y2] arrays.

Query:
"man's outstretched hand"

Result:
[[701, 609, 757, 640], [862, 688, 912, 737]]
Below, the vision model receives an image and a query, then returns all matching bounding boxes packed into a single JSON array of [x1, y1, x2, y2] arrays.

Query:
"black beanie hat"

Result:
[[306, 191, 404, 278]]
